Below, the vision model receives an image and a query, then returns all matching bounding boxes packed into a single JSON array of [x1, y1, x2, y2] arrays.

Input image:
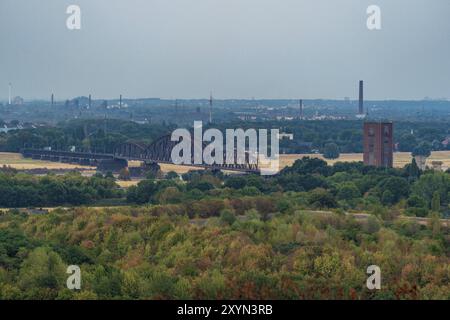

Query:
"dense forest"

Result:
[[0, 119, 449, 154], [0, 158, 448, 300], [0, 196, 448, 299], [1, 158, 449, 219]]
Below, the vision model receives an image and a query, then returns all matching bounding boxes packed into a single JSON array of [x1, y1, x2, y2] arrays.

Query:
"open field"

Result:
[[116, 180, 141, 188], [1, 151, 449, 175], [128, 160, 201, 175], [0, 152, 96, 170], [278, 151, 450, 170]]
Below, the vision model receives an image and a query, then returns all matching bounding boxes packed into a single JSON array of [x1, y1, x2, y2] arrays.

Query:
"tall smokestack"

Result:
[[359, 80, 364, 115], [51, 93, 54, 107], [8, 83, 11, 105], [299, 99, 303, 120], [209, 92, 213, 124], [119, 94, 122, 108], [88, 94, 91, 109]]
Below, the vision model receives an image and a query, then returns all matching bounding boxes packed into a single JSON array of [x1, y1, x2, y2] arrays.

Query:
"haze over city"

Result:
[[1, 0, 450, 101]]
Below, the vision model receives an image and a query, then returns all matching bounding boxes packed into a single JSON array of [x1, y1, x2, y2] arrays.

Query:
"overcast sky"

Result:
[[1, 0, 450, 100]]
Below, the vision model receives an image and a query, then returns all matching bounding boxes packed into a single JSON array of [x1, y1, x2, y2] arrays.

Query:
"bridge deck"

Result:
[[20, 148, 260, 174]]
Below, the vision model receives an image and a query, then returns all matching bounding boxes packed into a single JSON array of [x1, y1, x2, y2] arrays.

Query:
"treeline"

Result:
[[125, 158, 450, 218], [0, 119, 449, 154], [0, 171, 123, 207], [0, 205, 448, 299], [0, 157, 449, 220], [0, 119, 174, 153], [211, 120, 450, 153]]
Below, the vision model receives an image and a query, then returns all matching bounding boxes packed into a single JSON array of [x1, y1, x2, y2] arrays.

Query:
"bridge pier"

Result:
[[69, 158, 80, 165], [128, 161, 161, 177], [143, 161, 161, 172], [97, 158, 128, 173], [79, 158, 91, 166]]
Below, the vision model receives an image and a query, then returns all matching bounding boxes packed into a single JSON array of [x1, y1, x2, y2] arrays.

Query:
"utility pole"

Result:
[[8, 83, 12, 105], [299, 99, 303, 120]]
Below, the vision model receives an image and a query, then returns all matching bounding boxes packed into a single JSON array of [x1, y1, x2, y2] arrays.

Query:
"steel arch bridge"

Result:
[[114, 135, 260, 173], [21, 135, 260, 173]]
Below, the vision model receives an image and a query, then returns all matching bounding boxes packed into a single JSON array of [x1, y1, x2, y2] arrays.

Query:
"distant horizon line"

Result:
[[1, 96, 450, 103]]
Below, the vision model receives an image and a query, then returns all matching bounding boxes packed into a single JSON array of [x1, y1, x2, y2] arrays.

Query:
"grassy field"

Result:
[[128, 161, 201, 175], [278, 151, 450, 170], [116, 180, 141, 188], [0, 152, 96, 170], [1, 151, 449, 176]]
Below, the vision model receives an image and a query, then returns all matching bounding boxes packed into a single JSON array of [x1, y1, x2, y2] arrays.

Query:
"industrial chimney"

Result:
[[358, 80, 364, 115]]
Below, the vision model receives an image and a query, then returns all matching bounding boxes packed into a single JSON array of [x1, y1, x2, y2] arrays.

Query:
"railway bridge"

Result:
[[21, 135, 260, 174]]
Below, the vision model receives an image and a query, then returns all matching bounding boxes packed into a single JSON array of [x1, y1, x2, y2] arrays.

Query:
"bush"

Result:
[[307, 188, 337, 208], [220, 209, 236, 225]]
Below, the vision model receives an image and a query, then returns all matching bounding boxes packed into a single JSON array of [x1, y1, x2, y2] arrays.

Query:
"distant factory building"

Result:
[[363, 122, 394, 168]]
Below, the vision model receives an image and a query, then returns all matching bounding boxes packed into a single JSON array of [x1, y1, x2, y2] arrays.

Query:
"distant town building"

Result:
[[0, 122, 35, 133], [363, 122, 394, 168], [12, 96, 24, 105], [442, 137, 450, 149], [277, 133, 294, 140]]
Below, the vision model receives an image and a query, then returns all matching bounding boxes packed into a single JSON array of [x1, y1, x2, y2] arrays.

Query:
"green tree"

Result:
[[126, 179, 158, 204], [431, 191, 441, 212], [308, 188, 337, 208], [406, 195, 427, 208], [378, 177, 410, 204], [220, 209, 236, 225], [412, 142, 432, 157], [412, 172, 449, 209], [166, 171, 179, 180], [381, 190, 395, 205], [18, 247, 66, 298], [323, 143, 340, 160], [405, 158, 421, 179], [337, 182, 361, 201]]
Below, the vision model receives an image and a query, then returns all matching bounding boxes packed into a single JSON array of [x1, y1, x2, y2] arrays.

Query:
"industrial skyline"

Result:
[[1, 0, 450, 100]]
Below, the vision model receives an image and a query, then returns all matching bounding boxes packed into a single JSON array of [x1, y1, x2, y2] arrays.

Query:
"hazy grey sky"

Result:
[[1, 0, 450, 100]]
